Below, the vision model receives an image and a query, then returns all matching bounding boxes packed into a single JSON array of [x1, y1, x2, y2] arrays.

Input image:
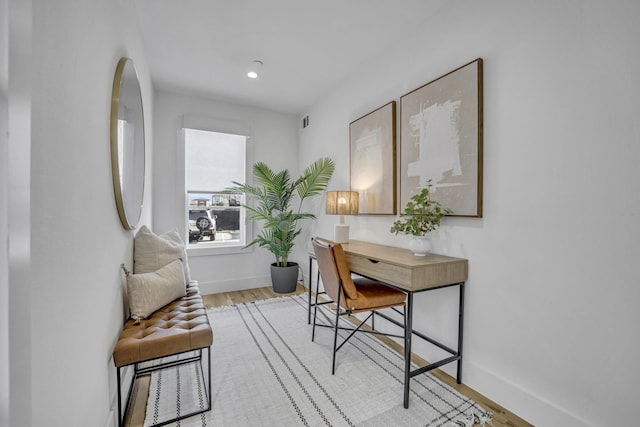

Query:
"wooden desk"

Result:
[[307, 239, 468, 408], [341, 240, 468, 291]]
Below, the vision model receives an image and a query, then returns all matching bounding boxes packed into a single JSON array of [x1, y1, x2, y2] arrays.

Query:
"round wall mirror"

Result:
[[110, 57, 145, 230]]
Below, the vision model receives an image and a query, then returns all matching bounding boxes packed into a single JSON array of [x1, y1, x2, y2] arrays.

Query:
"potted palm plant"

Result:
[[390, 180, 452, 256], [227, 157, 335, 293]]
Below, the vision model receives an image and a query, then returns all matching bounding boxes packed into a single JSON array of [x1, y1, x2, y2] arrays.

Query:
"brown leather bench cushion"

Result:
[[113, 282, 213, 367]]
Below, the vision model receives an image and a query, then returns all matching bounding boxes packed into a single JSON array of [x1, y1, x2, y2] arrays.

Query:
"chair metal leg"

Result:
[[331, 291, 342, 375], [312, 278, 321, 341], [308, 255, 313, 324]]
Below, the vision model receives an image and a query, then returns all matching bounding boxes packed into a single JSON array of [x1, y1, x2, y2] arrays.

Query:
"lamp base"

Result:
[[334, 224, 350, 243]]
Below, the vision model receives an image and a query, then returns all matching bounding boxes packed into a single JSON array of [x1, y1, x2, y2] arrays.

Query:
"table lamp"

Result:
[[325, 191, 359, 243]]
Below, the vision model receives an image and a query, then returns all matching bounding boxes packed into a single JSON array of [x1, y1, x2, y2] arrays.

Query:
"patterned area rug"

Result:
[[144, 295, 492, 426]]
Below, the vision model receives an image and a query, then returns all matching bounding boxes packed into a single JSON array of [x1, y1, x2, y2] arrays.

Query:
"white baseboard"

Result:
[[465, 361, 594, 427], [103, 410, 115, 427], [197, 275, 271, 295], [198, 271, 314, 295]]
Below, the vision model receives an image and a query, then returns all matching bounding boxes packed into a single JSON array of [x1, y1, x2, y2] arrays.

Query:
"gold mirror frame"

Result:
[[110, 57, 145, 230]]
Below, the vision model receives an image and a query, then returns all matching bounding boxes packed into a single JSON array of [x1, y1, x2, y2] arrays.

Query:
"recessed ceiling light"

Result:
[[247, 60, 263, 79]]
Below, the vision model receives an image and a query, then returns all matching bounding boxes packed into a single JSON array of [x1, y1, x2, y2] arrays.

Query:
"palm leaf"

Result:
[[225, 158, 334, 265], [296, 157, 335, 200]]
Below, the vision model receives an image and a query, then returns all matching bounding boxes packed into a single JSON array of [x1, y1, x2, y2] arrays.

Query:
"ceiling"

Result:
[[133, 0, 448, 115]]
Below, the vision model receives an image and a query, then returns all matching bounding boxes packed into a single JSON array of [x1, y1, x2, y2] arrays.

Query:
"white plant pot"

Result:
[[409, 236, 431, 256]]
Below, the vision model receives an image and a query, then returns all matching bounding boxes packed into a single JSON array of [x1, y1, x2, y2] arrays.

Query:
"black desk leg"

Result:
[[308, 255, 313, 324], [403, 292, 413, 408], [457, 282, 465, 383]]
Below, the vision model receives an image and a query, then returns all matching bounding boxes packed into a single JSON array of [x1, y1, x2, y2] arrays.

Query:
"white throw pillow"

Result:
[[127, 258, 186, 320], [134, 225, 191, 284]]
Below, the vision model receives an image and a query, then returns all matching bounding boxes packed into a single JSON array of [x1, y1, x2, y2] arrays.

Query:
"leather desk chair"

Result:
[[312, 237, 407, 374]]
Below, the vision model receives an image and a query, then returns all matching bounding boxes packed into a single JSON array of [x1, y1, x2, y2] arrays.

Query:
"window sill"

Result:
[[186, 243, 251, 257]]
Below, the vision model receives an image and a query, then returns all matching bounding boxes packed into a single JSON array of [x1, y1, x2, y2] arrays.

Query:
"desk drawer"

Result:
[[346, 254, 411, 288]]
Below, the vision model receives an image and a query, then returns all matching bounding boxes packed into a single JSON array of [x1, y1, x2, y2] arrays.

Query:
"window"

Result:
[[184, 128, 248, 251]]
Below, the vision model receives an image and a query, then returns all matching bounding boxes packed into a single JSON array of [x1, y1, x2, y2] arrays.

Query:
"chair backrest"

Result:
[[312, 237, 358, 306]]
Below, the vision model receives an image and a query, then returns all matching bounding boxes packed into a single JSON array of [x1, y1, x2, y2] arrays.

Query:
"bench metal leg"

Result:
[[117, 362, 139, 427], [116, 347, 212, 427]]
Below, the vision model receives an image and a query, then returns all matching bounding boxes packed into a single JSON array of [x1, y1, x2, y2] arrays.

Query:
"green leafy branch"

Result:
[[390, 180, 453, 236]]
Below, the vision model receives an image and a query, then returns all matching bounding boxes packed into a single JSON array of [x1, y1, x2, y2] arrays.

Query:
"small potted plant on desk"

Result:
[[227, 157, 335, 293], [390, 180, 452, 256]]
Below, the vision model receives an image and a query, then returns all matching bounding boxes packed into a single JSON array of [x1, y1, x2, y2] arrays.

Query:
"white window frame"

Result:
[[177, 115, 253, 257]]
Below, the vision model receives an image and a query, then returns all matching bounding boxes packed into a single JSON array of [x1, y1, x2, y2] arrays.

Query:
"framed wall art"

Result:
[[349, 101, 396, 215], [400, 58, 483, 217]]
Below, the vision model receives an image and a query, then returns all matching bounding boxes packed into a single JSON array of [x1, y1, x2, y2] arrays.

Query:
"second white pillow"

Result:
[[127, 258, 186, 321]]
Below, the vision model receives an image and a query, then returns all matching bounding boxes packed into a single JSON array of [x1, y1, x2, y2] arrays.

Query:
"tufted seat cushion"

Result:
[[113, 281, 213, 367]]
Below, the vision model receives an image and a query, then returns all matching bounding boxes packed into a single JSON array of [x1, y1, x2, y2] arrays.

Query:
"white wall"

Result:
[[297, 1, 640, 426], [11, 0, 154, 426], [0, 0, 9, 424], [152, 90, 299, 294], [6, 0, 32, 425], [6, 1, 638, 425]]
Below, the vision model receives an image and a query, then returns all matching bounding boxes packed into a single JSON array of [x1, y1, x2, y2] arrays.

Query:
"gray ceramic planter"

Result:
[[270, 262, 299, 293]]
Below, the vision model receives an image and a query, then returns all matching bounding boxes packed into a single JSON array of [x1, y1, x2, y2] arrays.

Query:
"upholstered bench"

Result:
[[113, 281, 213, 427]]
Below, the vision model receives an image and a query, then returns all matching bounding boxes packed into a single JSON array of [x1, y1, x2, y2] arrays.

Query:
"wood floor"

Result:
[[125, 285, 533, 427]]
